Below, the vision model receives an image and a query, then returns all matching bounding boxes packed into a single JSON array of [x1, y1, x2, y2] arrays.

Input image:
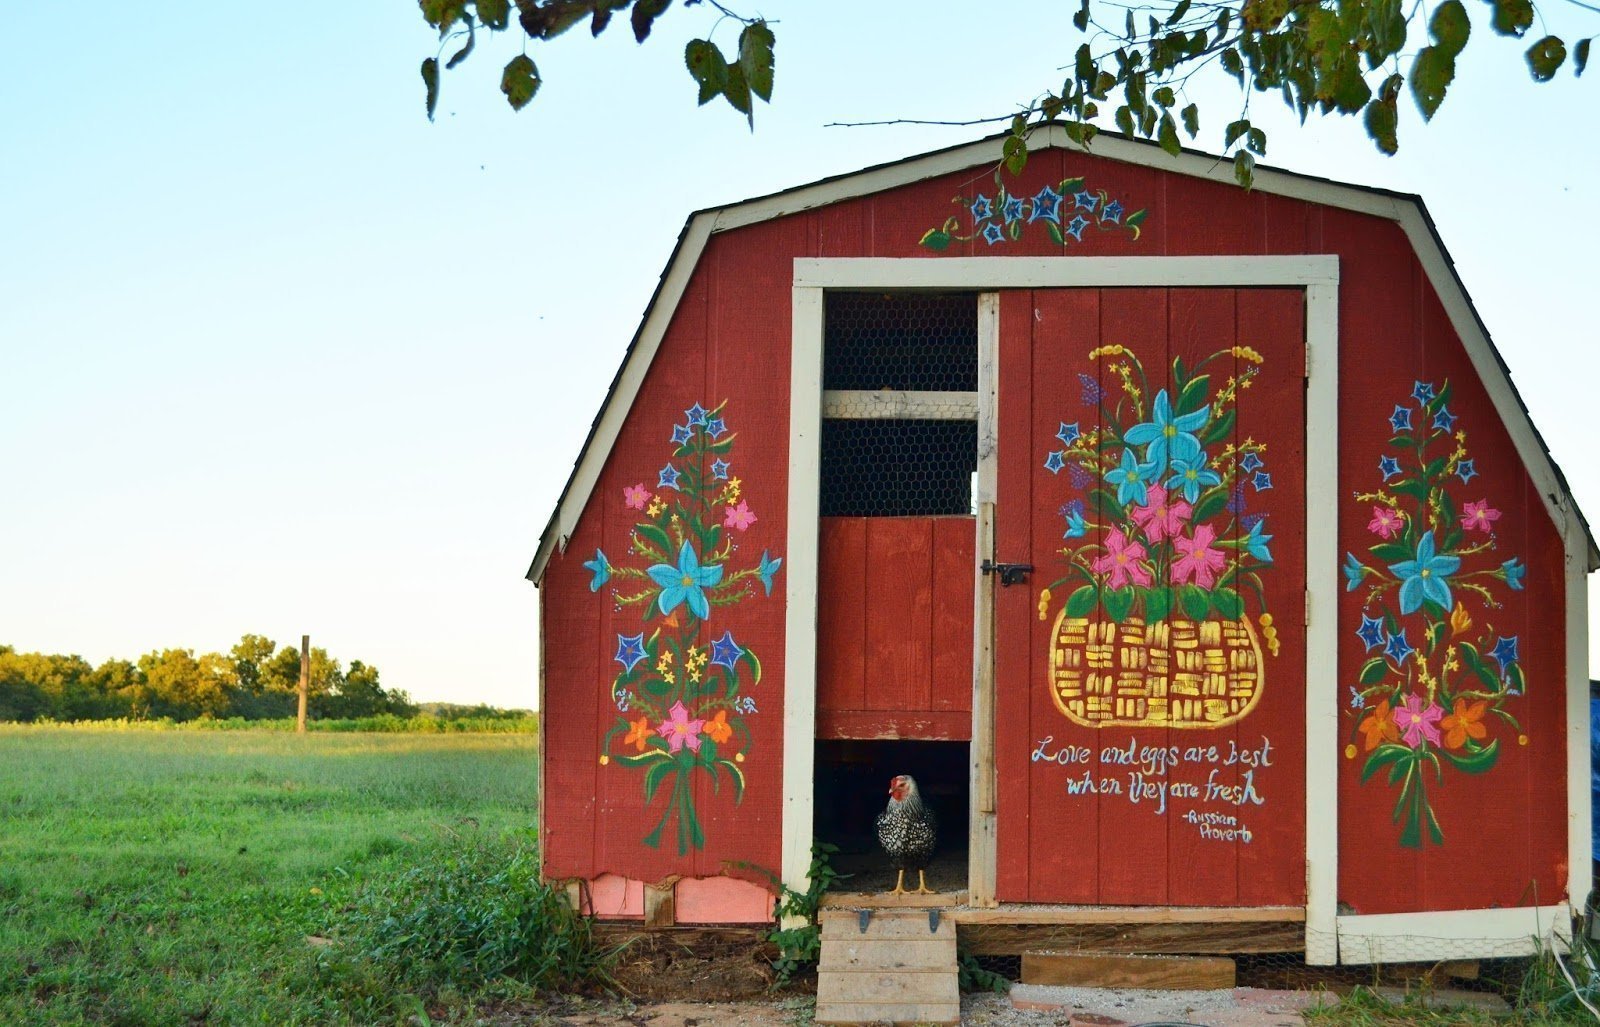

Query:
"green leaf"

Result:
[[1360, 657, 1389, 685], [1212, 586, 1243, 619], [1410, 47, 1456, 120], [446, 21, 476, 69], [1360, 742, 1413, 784], [1431, 0, 1472, 53], [685, 39, 728, 105], [1157, 112, 1181, 155], [421, 57, 440, 121], [918, 229, 952, 252], [631, 0, 671, 42], [1443, 738, 1500, 774], [1115, 105, 1135, 137], [1527, 35, 1567, 80], [1065, 585, 1099, 618], [1047, 220, 1066, 245], [1103, 586, 1136, 622], [1167, 0, 1192, 26], [643, 677, 672, 698], [1220, 47, 1245, 84], [1154, 85, 1177, 107], [722, 63, 753, 119], [1176, 374, 1211, 415], [1246, 127, 1266, 155], [1190, 488, 1227, 526], [638, 522, 672, 553], [738, 20, 776, 102], [1369, 540, 1412, 562], [1144, 587, 1172, 623], [500, 54, 540, 111], [1198, 407, 1235, 445], [644, 758, 676, 802], [1073, 0, 1091, 31], [1179, 583, 1210, 621], [1364, 81, 1400, 155], [1002, 134, 1028, 175], [476, 0, 511, 30], [1488, 0, 1534, 37], [1181, 102, 1200, 137], [1577, 38, 1591, 75], [1233, 149, 1255, 189], [421, 0, 465, 31], [1506, 663, 1527, 696]]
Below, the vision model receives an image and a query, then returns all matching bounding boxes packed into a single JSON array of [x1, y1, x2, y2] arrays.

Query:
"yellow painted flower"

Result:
[[1344, 744, 1356, 759], [1450, 603, 1472, 637]]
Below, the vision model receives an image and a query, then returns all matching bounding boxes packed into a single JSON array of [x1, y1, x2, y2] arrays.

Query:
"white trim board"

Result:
[[1336, 905, 1573, 963], [782, 257, 1341, 960], [526, 130, 1594, 585]]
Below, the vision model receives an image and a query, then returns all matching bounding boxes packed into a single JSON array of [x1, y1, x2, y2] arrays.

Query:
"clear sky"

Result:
[[3, 3, 1595, 708]]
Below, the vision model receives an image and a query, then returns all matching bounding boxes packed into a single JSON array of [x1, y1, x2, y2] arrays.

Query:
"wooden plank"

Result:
[[969, 291, 999, 909], [820, 909, 959, 938], [816, 517, 867, 714], [643, 880, 676, 929], [815, 710, 970, 741], [951, 904, 1305, 924], [817, 970, 959, 1004], [814, 1002, 959, 1026], [1021, 952, 1235, 990], [930, 516, 976, 712], [958, 921, 1305, 955], [821, 946, 958, 972], [863, 518, 934, 711], [822, 890, 967, 909]]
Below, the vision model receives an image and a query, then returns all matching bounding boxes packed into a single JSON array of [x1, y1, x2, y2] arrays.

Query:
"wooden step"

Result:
[[815, 909, 960, 1026], [1022, 950, 1236, 990]]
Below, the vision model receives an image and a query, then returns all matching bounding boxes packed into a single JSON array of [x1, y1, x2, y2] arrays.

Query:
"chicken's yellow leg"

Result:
[[889, 869, 907, 896], [915, 869, 935, 895]]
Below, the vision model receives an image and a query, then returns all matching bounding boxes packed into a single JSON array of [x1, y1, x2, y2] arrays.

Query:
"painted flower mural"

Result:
[[1037, 343, 1279, 729], [919, 174, 1148, 251], [594, 401, 782, 855], [1344, 380, 1526, 848]]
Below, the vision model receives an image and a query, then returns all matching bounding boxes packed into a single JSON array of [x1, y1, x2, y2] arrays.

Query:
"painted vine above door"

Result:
[[918, 172, 1150, 251]]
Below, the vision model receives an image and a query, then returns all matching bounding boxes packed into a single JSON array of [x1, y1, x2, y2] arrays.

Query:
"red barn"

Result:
[[528, 130, 1595, 964]]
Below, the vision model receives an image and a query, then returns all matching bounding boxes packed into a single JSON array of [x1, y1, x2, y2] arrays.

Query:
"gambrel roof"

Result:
[[527, 126, 1597, 583]]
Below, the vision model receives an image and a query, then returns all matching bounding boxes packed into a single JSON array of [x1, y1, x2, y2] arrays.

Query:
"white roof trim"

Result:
[[527, 126, 1596, 583]]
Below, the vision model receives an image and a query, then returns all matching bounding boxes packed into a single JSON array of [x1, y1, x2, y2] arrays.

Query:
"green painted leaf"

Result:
[[1103, 586, 1136, 623], [1177, 374, 1211, 415], [1360, 657, 1388, 685], [1198, 407, 1235, 445], [1410, 46, 1455, 120], [1444, 738, 1500, 774], [500, 54, 540, 111], [1361, 742, 1413, 784], [1066, 585, 1099, 618], [1527, 35, 1567, 80], [643, 677, 672, 698], [1190, 488, 1227, 526], [1369, 540, 1411, 562], [1145, 587, 1172, 623], [919, 229, 952, 252], [1506, 662, 1526, 696], [638, 523, 672, 553], [644, 758, 676, 802], [1211, 586, 1243, 619], [1179, 583, 1210, 621], [421, 57, 440, 121], [1047, 220, 1066, 245], [738, 20, 776, 101]]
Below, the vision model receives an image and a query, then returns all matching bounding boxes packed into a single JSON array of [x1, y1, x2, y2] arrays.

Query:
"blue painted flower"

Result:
[[1124, 389, 1210, 471], [671, 424, 694, 445], [1252, 472, 1273, 492], [1344, 552, 1367, 591], [982, 222, 1005, 245], [614, 633, 647, 672], [648, 541, 723, 620], [1106, 448, 1159, 505], [1078, 373, 1103, 404], [1057, 422, 1081, 446], [710, 630, 744, 670], [1456, 459, 1478, 483], [1101, 200, 1124, 224], [1349, 687, 1366, 710], [1502, 557, 1526, 591], [1390, 405, 1412, 432], [1412, 381, 1436, 404], [1030, 185, 1063, 223], [705, 416, 728, 438], [1387, 530, 1460, 615], [685, 403, 709, 425], [658, 464, 682, 490], [1002, 196, 1025, 223], [711, 458, 731, 480], [1167, 455, 1222, 503], [1384, 628, 1415, 666], [1239, 451, 1265, 474], [758, 550, 783, 596], [1489, 635, 1520, 674], [1073, 190, 1100, 212], [1378, 455, 1402, 480], [1357, 614, 1387, 651], [1044, 450, 1066, 474], [583, 549, 610, 592], [1244, 519, 1273, 562], [970, 194, 994, 221], [1431, 406, 1457, 433], [1066, 215, 1090, 241], [1063, 509, 1088, 539]]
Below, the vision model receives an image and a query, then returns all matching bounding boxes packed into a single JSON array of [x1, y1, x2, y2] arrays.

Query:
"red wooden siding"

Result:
[[815, 516, 974, 740], [539, 143, 1571, 920]]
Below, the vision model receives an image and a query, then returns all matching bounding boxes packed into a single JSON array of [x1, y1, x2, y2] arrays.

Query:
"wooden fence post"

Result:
[[297, 635, 309, 733]]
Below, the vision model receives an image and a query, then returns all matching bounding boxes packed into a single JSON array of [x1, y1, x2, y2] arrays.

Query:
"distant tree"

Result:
[[86, 659, 142, 720], [321, 660, 416, 719], [0, 649, 103, 721], [137, 648, 235, 720]]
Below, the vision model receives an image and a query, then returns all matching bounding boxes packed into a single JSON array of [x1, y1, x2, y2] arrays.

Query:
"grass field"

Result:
[[0, 727, 545, 1025]]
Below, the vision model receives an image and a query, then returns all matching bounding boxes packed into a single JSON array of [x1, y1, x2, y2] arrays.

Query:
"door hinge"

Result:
[[980, 560, 1034, 586]]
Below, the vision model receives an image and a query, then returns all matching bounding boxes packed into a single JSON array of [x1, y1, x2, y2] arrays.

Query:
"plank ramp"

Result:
[[1022, 951, 1236, 990], [815, 908, 960, 1026]]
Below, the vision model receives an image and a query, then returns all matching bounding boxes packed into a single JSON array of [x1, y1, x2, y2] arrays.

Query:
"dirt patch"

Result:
[[600, 927, 788, 1002]]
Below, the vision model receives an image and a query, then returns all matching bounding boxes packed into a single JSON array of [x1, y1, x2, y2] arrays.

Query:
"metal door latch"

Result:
[[980, 560, 1033, 586]]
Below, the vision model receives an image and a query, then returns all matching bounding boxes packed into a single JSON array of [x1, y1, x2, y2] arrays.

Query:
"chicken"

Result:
[[876, 773, 938, 895]]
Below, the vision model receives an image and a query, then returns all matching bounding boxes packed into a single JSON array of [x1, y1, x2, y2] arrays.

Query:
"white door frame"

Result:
[[784, 255, 1342, 959]]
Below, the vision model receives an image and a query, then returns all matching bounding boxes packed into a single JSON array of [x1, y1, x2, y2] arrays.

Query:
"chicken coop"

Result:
[[528, 129, 1594, 965]]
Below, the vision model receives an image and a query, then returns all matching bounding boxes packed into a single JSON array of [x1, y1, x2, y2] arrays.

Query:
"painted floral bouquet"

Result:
[[1040, 344, 1277, 634], [919, 173, 1148, 251], [1343, 380, 1526, 848], [588, 400, 782, 854]]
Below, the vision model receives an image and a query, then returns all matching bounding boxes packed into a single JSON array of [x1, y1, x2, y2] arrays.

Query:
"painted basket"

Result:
[[1049, 612, 1264, 728]]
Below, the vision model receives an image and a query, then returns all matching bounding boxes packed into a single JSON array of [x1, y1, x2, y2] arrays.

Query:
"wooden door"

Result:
[[992, 287, 1307, 906]]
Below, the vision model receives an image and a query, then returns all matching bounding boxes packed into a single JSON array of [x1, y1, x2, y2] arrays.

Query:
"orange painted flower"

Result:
[[1358, 700, 1400, 751], [624, 716, 655, 753], [1440, 698, 1489, 749], [705, 709, 733, 744], [1450, 602, 1472, 637]]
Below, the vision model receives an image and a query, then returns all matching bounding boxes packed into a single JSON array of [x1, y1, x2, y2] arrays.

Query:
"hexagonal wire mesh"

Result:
[[820, 292, 979, 517]]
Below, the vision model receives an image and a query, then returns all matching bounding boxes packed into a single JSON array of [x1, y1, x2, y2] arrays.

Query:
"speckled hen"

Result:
[[876, 774, 938, 895]]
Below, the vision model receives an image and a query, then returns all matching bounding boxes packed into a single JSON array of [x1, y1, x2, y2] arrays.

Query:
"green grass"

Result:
[[0, 726, 563, 1025]]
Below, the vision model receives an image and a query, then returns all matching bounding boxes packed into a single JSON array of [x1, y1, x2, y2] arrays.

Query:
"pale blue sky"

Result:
[[3, 3, 1595, 708]]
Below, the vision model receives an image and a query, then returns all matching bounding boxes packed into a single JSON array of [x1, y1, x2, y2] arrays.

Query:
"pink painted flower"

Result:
[[1091, 530, 1152, 590], [1368, 505, 1403, 539], [1462, 499, 1501, 533], [1129, 486, 1192, 543], [1394, 694, 1444, 748], [723, 500, 757, 531], [1172, 523, 1227, 589], [658, 701, 705, 754], [623, 483, 652, 510]]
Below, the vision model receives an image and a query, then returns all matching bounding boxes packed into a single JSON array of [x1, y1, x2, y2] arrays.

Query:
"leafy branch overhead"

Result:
[[418, 0, 775, 125]]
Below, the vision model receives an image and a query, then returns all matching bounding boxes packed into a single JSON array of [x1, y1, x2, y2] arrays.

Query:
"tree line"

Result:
[[0, 635, 417, 724]]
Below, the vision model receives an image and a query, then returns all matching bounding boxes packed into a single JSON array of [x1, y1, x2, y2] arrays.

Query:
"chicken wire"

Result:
[[823, 291, 978, 392], [819, 418, 977, 518]]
